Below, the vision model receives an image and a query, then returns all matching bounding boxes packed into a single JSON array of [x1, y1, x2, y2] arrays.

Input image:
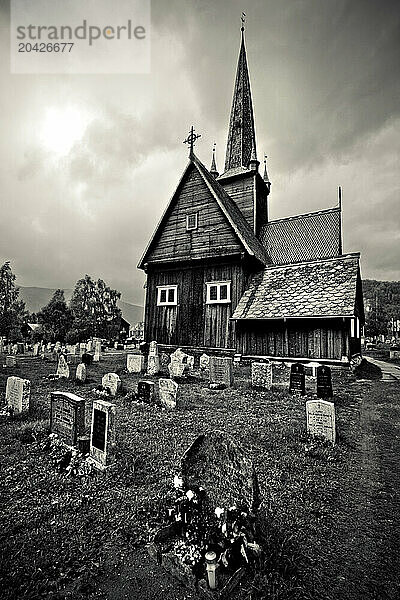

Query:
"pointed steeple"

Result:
[[224, 26, 257, 173], [210, 143, 219, 178], [263, 155, 271, 194]]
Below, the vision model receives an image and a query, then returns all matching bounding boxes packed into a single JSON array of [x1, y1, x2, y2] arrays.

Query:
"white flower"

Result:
[[215, 507, 224, 519], [186, 490, 195, 500], [173, 475, 183, 489]]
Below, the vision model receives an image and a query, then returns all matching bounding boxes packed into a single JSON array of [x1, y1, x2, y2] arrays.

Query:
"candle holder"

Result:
[[205, 550, 218, 590]]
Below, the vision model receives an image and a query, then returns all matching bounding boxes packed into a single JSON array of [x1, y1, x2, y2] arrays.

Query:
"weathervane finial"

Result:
[[183, 125, 201, 156], [241, 12, 246, 33]]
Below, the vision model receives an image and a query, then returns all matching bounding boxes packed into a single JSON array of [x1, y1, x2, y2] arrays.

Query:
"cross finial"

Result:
[[183, 126, 201, 156], [241, 12, 246, 32]]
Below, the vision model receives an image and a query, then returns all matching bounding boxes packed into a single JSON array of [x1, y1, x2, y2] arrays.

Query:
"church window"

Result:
[[206, 281, 231, 304], [157, 285, 177, 306], [186, 213, 198, 231]]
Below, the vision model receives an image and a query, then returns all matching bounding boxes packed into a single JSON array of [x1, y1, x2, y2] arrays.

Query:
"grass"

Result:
[[0, 354, 399, 599]]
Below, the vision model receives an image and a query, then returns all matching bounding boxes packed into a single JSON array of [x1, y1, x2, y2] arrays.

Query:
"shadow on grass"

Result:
[[354, 359, 382, 380]]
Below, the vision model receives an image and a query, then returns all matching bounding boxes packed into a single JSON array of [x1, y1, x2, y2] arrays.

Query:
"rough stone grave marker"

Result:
[[147, 341, 160, 375], [306, 399, 336, 443], [101, 373, 121, 397], [50, 391, 85, 446], [56, 355, 70, 379], [168, 348, 189, 378], [6, 355, 17, 367], [6, 376, 30, 413], [316, 365, 333, 398], [289, 363, 305, 396], [159, 378, 178, 409], [199, 353, 210, 374], [33, 343, 40, 357], [89, 399, 116, 469], [251, 361, 272, 391], [209, 356, 234, 388], [93, 341, 102, 362], [76, 363, 87, 382], [137, 380, 156, 403], [181, 430, 259, 512], [127, 353, 144, 373]]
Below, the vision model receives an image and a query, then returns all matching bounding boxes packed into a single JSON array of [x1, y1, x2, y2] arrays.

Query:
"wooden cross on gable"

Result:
[[183, 126, 201, 155]]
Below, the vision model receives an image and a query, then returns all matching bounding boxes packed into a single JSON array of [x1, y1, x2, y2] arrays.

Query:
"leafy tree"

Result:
[[70, 275, 122, 340], [36, 289, 73, 342], [0, 262, 27, 340]]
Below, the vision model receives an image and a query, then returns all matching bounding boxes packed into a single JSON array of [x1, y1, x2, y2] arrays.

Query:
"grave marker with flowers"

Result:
[[148, 431, 261, 598]]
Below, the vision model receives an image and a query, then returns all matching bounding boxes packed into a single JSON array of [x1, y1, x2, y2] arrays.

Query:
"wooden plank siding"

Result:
[[144, 260, 250, 348], [235, 318, 348, 360], [218, 173, 256, 232], [147, 166, 244, 263]]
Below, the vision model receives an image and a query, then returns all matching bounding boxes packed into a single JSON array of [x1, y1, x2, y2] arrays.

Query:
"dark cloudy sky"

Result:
[[0, 0, 399, 305]]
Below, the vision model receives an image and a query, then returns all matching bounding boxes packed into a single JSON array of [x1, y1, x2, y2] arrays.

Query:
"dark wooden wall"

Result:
[[235, 318, 349, 359], [218, 173, 256, 231], [144, 260, 250, 348]]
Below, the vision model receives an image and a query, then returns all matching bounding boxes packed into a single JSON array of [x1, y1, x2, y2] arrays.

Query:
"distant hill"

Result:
[[19, 286, 143, 326]]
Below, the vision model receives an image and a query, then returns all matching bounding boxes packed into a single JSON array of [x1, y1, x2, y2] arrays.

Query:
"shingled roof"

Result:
[[231, 253, 361, 320], [260, 207, 342, 265]]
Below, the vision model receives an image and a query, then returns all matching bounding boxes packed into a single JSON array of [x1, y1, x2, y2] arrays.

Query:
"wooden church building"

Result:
[[138, 27, 364, 362]]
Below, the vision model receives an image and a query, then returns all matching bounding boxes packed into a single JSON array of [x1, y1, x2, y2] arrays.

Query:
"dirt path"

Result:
[[366, 357, 400, 380]]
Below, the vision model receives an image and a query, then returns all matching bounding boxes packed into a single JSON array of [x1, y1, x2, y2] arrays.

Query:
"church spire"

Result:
[[210, 143, 219, 178], [224, 21, 257, 173]]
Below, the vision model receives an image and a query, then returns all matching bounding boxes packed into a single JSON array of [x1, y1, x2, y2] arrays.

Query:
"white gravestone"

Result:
[[200, 353, 210, 373], [149, 340, 158, 356], [159, 378, 178, 409], [76, 363, 87, 382], [102, 373, 121, 397], [127, 354, 144, 373], [6, 376, 30, 413], [147, 355, 160, 375], [33, 343, 40, 357], [168, 348, 190, 378], [56, 355, 70, 378], [306, 399, 336, 444], [251, 361, 272, 390]]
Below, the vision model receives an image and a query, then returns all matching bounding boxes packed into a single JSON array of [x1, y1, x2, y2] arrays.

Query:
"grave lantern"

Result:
[[205, 551, 218, 590]]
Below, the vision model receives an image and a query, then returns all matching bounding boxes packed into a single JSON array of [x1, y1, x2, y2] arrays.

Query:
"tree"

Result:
[[36, 289, 73, 342], [0, 262, 27, 340], [70, 275, 122, 340]]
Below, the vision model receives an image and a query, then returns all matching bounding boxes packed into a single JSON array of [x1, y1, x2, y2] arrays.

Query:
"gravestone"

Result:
[[306, 399, 336, 444], [289, 363, 305, 396], [147, 344, 160, 375], [50, 391, 85, 446], [93, 341, 101, 362], [6, 376, 30, 413], [89, 399, 116, 469], [304, 362, 321, 378], [87, 340, 93, 352], [199, 353, 210, 374], [76, 363, 87, 382], [160, 352, 170, 370], [81, 353, 93, 366], [316, 365, 333, 398], [6, 355, 17, 368], [127, 353, 144, 373], [101, 373, 121, 397], [33, 343, 40, 357], [251, 361, 272, 391], [159, 378, 178, 409], [66, 353, 80, 365], [209, 356, 234, 388], [168, 348, 191, 379], [181, 430, 259, 513], [137, 380, 156, 404], [272, 361, 291, 384], [56, 355, 70, 378]]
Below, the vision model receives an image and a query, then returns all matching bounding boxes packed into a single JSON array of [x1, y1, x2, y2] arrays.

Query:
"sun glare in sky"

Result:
[[40, 106, 92, 155]]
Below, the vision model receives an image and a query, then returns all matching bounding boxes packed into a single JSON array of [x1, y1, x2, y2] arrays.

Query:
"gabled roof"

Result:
[[138, 153, 269, 269], [260, 207, 342, 265], [224, 31, 257, 175], [231, 253, 361, 320]]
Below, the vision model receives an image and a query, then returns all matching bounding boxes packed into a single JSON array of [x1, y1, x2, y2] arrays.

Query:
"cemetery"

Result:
[[0, 347, 399, 600]]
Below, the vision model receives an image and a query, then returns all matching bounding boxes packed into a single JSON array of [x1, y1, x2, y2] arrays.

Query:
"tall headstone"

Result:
[[6, 376, 30, 413], [251, 361, 272, 390], [87, 340, 93, 352], [76, 363, 87, 382], [147, 341, 160, 375], [50, 391, 85, 446], [316, 365, 333, 399], [89, 399, 116, 469], [93, 340, 102, 362], [209, 356, 234, 388], [289, 363, 305, 396], [159, 378, 178, 409], [199, 353, 210, 374], [127, 354, 144, 373], [56, 355, 70, 379], [137, 380, 156, 404], [306, 399, 336, 444], [33, 343, 40, 357], [101, 373, 121, 397]]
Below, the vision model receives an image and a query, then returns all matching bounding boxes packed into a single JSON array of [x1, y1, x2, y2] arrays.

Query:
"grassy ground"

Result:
[[0, 354, 399, 600]]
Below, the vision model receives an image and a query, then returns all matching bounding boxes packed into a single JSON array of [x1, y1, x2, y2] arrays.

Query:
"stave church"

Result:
[[138, 26, 364, 363]]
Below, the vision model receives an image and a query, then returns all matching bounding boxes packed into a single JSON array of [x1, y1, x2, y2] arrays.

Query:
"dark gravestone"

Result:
[[92, 408, 106, 451], [50, 392, 85, 446], [317, 365, 333, 398], [181, 430, 259, 513], [137, 380, 156, 403], [81, 353, 93, 366], [289, 363, 305, 396]]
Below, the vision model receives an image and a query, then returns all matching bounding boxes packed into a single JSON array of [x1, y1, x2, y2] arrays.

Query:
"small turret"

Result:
[[263, 155, 271, 195], [248, 139, 259, 172], [210, 143, 219, 178]]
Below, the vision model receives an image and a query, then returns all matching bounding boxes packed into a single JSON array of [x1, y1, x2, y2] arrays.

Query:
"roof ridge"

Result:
[[261, 252, 360, 272], [264, 206, 340, 226]]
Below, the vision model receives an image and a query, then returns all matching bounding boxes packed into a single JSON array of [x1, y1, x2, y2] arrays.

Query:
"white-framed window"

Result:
[[206, 281, 231, 304], [186, 213, 198, 231], [157, 285, 177, 306]]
